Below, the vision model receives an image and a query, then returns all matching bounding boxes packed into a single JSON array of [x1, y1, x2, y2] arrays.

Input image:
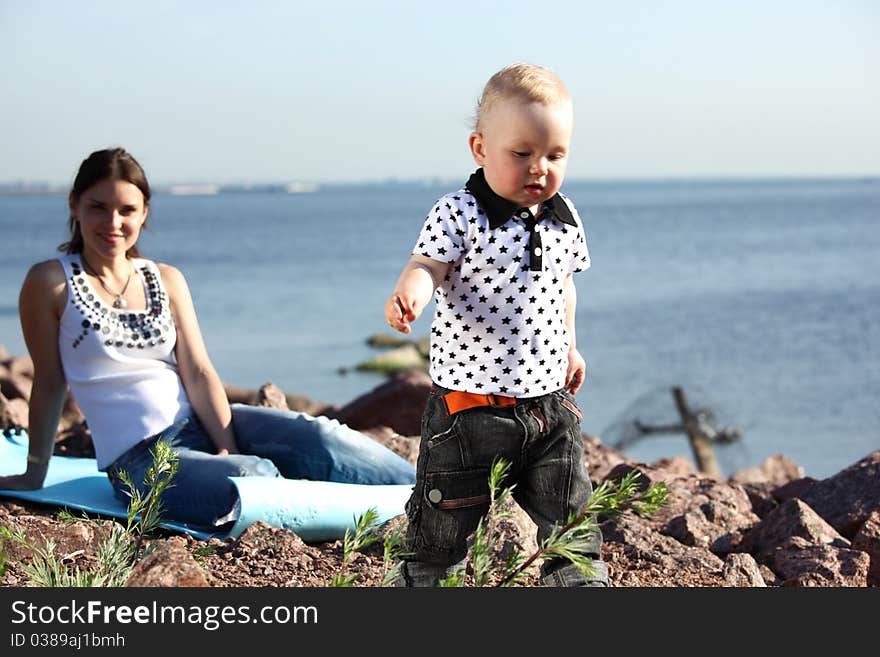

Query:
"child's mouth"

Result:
[[525, 184, 543, 195]]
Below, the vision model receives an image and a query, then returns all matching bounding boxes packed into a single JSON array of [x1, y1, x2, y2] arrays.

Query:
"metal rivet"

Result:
[[428, 489, 443, 504]]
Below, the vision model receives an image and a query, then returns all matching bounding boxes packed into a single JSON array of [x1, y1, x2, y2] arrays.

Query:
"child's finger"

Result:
[[386, 295, 413, 333], [397, 295, 417, 321], [567, 367, 584, 393]]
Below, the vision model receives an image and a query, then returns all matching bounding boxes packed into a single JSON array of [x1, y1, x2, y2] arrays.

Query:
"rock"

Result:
[[360, 426, 420, 465], [665, 511, 719, 549], [730, 454, 805, 518], [0, 392, 28, 431], [354, 344, 427, 375], [54, 422, 94, 458], [632, 468, 759, 544], [5, 355, 34, 380], [53, 520, 114, 555], [583, 435, 633, 484], [601, 461, 677, 491], [126, 536, 211, 587], [59, 393, 86, 432], [852, 510, 880, 587], [0, 371, 32, 402], [772, 476, 818, 503], [601, 465, 760, 556], [327, 369, 432, 437], [721, 553, 766, 587], [284, 394, 333, 417], [225, 384, 257, 405], [774, 536, 869, 587], [799, 450, 880, 538], [651, 455, 697, 479], [224, 383, 329, 416], [0, 356, 34, 402], [738, 483, 779, 518], [603, 513, 725, 582], [729, 454, 804, 488], [367, 333, 414, 348], [738, 498, 849, 563], [367, 334, 430, 357], [257, 382, 289, 410], [503, 501, 540, 558], [759, 564, 781, 586], [461, 498, 542, 585]]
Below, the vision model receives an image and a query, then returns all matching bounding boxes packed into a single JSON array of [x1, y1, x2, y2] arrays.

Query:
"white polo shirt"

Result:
[[413, 168, 591, 397]]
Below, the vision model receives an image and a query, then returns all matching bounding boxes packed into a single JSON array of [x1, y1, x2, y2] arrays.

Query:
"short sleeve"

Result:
[[411, 196, 468, 263], [564, 198, 591, 275]]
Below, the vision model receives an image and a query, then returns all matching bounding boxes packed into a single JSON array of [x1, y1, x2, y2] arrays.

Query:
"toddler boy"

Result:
[[384, 63, 608, 587]]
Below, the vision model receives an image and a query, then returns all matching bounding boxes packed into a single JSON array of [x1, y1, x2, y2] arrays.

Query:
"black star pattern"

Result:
[[413, 188, 590, 396]]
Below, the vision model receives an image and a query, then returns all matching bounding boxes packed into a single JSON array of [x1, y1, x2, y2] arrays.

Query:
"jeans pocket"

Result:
[[424, 412, 464, 471], [557, 390, 583, 422], [424, 469, 491, 510]]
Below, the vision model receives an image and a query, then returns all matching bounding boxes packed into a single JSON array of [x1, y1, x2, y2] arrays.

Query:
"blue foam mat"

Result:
[[0, 430, 413, 541]]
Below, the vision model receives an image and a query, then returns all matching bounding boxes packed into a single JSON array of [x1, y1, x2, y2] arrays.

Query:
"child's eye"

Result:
[[549, 153, 566, 161], [513, 151, 530, 158]]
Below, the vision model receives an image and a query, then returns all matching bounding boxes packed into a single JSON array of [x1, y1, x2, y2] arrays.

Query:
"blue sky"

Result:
[[1, 0, 878, 184]]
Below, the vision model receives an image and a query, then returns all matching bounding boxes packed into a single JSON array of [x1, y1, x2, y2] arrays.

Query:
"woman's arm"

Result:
[[160, 263, 238, 455], [0, 262, 68, 490]]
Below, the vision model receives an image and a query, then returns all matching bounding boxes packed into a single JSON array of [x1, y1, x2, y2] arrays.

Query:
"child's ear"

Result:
[[468, 132, 486, 165]]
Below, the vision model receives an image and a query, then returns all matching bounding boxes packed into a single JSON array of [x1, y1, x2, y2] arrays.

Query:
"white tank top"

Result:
[[57, 254, 192, 470]]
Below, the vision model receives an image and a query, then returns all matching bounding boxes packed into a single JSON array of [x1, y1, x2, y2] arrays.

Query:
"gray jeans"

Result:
[[399, 386, 608, 587]]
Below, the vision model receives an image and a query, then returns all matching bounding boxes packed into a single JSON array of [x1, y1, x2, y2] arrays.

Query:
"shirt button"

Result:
[[520, 211, 530, 219], [534, 247, 542, 256]]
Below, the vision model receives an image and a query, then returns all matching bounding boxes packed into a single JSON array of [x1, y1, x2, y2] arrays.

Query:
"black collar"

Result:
[[465, 168, 576, 229]]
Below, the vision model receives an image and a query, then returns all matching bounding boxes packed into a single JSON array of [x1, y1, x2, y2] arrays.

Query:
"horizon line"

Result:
[[0, 172, 878, 195]]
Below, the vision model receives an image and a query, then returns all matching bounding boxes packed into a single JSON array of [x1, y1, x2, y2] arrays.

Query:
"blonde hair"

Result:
[[474, 63, 571, 130]]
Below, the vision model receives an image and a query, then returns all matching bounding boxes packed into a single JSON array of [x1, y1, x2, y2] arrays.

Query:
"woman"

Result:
[[0, 147, 415, 531]]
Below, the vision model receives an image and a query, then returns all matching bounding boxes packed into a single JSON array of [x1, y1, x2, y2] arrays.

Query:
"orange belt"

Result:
[[442, 390, 518, 416]]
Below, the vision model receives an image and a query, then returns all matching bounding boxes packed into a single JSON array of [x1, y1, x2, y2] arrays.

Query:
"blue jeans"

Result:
[[399, 386, 608, 587], [106, 403, 416, 532]]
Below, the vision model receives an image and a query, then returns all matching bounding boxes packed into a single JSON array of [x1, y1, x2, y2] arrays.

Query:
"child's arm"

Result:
[[385, 254, 451, 334], [563, 273, 587, 393]]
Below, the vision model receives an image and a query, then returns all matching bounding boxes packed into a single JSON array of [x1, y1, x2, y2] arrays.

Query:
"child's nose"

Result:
[[530, 157, 549, 175]]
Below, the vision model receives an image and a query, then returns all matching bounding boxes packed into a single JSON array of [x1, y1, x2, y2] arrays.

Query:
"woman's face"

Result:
[[70, 178, 148, 259]]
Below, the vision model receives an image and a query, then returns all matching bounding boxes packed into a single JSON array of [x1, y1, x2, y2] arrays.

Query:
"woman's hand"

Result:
[[0, 469, 46, 491]]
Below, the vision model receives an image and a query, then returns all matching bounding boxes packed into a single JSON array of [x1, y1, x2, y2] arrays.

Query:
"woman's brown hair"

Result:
[[60, 147, 151, 256]]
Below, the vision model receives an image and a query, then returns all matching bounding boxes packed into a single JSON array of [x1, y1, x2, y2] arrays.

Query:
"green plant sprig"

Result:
[[497, 469, 668, 586], [9, 439, 179, 587]]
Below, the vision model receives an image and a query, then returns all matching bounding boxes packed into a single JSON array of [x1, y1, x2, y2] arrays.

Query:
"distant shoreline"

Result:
[[1, 175, 878, 197]]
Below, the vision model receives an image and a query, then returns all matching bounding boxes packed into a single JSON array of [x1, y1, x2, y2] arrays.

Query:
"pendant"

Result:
[[113, 296, 128, 309]]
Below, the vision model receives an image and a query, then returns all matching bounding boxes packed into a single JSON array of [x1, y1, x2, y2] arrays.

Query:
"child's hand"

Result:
[[565, 348, 586, 394], [385, 292, 418, 334]]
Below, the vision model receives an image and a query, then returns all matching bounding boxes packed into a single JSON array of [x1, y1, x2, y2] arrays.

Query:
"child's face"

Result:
[[469, 98, 573, 212]]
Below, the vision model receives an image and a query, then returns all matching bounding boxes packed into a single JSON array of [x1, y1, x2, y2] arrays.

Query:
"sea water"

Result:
[[1, 178, 877, 479]]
